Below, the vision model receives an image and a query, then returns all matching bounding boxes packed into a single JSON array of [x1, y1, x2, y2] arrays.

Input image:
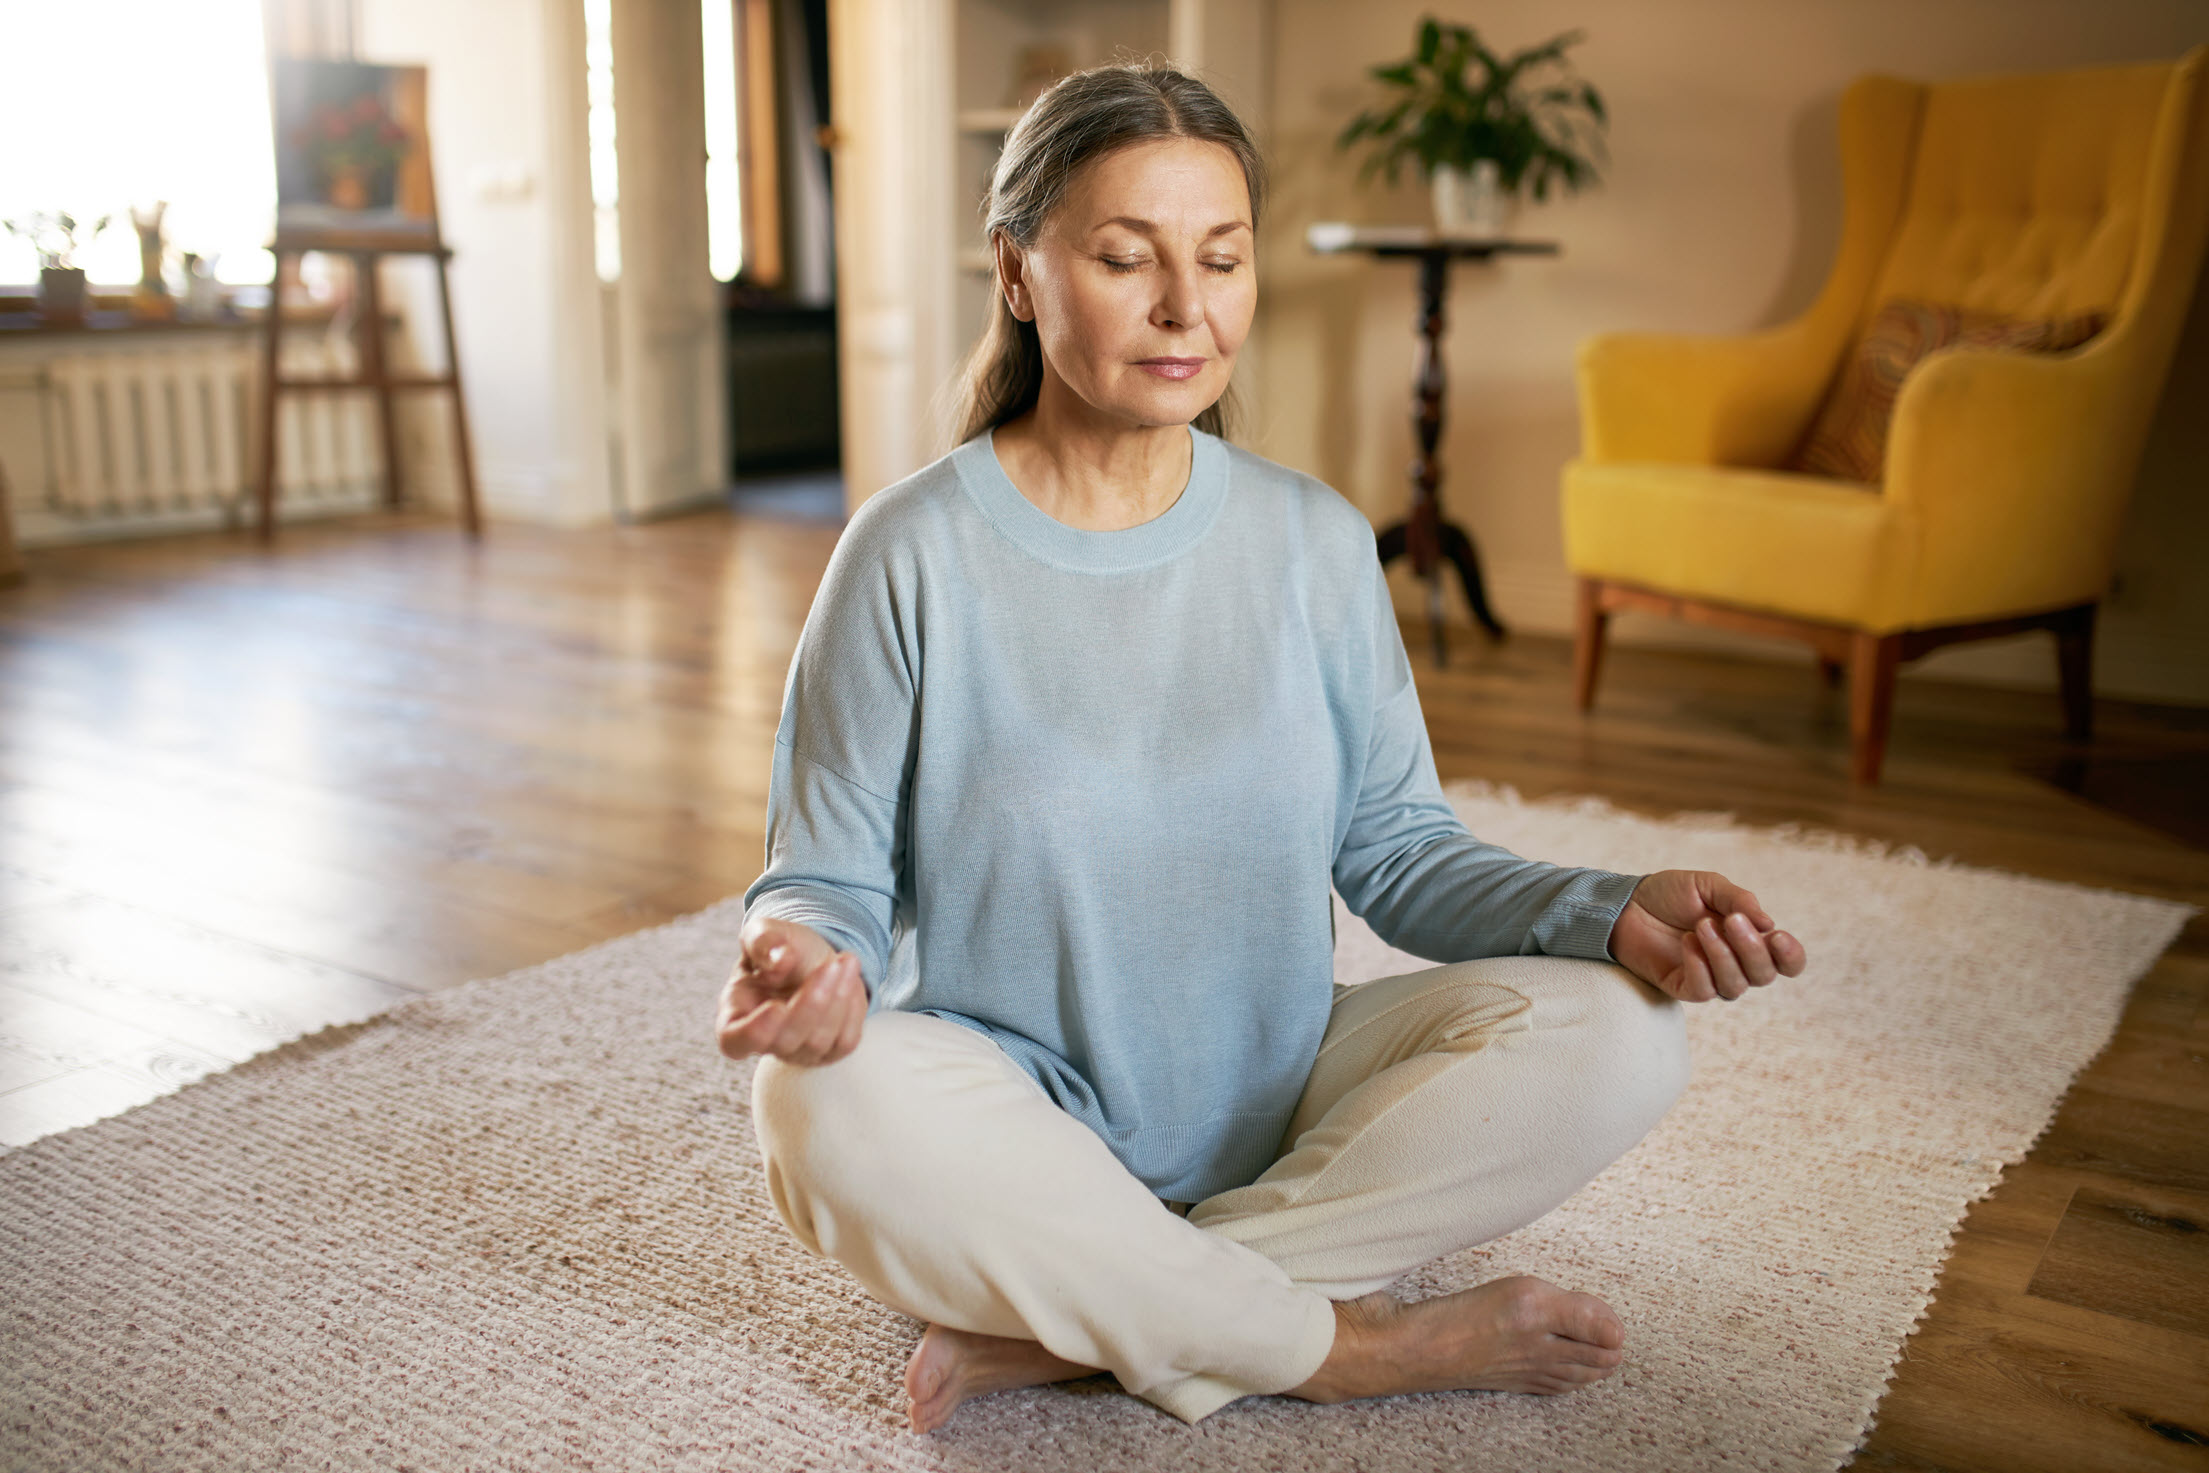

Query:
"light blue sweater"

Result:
[[744, 426, 1641, 1201]]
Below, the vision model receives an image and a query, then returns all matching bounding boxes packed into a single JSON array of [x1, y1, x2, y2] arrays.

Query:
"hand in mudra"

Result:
[[1607, 870, 1807, 1003], [716, 916, 868, 1066]]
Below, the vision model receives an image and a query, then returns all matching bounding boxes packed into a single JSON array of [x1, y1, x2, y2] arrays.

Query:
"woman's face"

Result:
[[1000, 137, 1256, 429]]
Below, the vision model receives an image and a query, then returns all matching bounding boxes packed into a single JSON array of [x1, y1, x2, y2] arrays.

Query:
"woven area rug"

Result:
[[1, 785, 2191, 1472]]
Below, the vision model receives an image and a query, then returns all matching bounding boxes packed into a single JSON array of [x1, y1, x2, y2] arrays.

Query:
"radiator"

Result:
[[0, 326, 383, 546]]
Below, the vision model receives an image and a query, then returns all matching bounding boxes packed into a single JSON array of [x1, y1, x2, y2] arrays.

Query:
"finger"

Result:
[[1695, 918, 1749, 1000], [823, 973, 868, 1064], [743, 934, 801, 991], [773, 953, 849, 1062], [1769, 929, 1808, 976], [741, 917, 830, 992], [723, 960, 787, 1029], [810, 962, 868, 1066], [784, 956, 860, 1065], [1672, 943, 1716, 1003], [820, 960, 869, 1063], [1723, 911, 1780, 987], [795, 955, 865, 1064], [719, 996, 791, 1059], [717, 986, 772, 1042], [715, 972, 755, 1034], [1702, 875, 1775, 934]]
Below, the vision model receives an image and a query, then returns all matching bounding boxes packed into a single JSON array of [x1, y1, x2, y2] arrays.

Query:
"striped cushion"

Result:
[[1788, 299, 2107, 485]]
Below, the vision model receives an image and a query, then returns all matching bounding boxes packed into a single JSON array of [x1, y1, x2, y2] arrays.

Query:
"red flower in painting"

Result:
[[294, 90, 409, 204]]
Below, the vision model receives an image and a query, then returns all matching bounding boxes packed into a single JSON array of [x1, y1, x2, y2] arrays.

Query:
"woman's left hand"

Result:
[[1607, 870, 1807, 1003]]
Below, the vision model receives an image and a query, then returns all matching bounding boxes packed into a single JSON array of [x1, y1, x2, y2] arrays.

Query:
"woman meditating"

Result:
[[716, 61, 1806, 1434]]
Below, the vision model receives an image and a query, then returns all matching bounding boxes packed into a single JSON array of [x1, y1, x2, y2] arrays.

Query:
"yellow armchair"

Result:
[[1562, 48, 2209, 782]]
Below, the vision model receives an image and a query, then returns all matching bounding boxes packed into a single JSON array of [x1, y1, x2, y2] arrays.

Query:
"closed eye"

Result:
[[1100, 257, 1243, 275]]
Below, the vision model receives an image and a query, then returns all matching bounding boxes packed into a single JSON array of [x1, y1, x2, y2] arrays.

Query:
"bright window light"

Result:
[[0, 0, 277, 287], [584, 0, 621, 283], [702, 0, 744, 281]]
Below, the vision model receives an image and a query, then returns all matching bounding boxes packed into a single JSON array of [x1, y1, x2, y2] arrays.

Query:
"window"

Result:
[[580, 0, 748, 286], [703, 0, 745, 281], [0, 0, 278, 287]]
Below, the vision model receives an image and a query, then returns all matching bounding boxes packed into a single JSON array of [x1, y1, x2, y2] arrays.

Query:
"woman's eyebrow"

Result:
[[1091, 216, 1253, 238]]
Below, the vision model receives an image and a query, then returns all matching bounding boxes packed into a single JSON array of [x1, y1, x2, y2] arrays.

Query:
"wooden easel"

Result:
[[254, 230, 481, 541]]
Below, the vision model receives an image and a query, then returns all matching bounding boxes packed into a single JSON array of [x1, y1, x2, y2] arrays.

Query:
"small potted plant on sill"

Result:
[[3, 211, 113, 327], [1337, 16, 1609, 237]]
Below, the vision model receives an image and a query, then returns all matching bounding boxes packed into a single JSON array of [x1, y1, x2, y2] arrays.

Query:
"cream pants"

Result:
[[752, 956, 1690, 1424]]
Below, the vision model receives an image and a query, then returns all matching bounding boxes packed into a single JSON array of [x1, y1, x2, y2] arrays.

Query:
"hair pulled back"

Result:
[[953, 61, 1266, 445]]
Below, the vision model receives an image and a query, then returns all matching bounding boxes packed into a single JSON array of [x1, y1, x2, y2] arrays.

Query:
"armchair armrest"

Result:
[[1575, 315, 1839, 467], [1884, 337, 2146, 625]]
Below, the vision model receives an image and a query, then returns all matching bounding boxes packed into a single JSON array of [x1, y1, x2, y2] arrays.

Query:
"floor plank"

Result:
[[3, 506, 2206, 1468], [2024, 1182, 2209, 1338]]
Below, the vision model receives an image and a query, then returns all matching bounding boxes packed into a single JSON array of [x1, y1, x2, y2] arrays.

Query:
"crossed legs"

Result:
[[751, 955, 1689, 1429]]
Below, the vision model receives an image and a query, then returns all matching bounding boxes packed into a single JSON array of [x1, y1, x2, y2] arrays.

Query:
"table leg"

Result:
[[1438, 519, 1505, 638], [1411, 253, 1447, 660], [1375, 513, 1506, 657]]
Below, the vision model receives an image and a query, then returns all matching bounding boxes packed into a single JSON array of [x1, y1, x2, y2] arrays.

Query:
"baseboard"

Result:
[[14, 489, 381, 548]]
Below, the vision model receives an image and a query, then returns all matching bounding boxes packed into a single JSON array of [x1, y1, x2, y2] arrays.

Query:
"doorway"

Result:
[[585, 0, 840, 523]]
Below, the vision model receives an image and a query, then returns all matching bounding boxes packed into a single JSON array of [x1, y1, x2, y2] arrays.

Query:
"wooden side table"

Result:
[[1307, 224, 1561, 664]]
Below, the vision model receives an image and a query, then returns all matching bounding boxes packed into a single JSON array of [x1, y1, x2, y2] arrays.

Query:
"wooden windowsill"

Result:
[[0, 303, 348, 337]]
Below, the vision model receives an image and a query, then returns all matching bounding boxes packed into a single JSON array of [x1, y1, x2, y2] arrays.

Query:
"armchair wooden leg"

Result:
[[1573, 578, 1609, 711], [1848, 630, 1901, 784], [2054, 604, 2096, 742]]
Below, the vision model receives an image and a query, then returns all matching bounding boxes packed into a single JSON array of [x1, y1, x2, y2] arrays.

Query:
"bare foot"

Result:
[[1290, 1277, 1627, 1405], [903, 1323, 1098, 1433]]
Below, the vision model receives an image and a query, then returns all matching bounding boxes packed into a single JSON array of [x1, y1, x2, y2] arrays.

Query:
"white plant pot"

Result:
[[1431, 160, 1514, 237], [1430, 165, 1470, 231]]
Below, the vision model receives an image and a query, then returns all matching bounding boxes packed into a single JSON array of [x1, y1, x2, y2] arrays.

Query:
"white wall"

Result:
[[1253, 0, 2209, 704], [360, 0, 615, 527], [829, 0, 957, 511]]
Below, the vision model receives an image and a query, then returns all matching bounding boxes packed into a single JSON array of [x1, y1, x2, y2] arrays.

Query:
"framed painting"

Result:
[[271, 59, 439, 245]]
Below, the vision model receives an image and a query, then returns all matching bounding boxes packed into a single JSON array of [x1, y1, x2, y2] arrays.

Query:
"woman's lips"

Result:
[[1135, 358, 1206, 380]]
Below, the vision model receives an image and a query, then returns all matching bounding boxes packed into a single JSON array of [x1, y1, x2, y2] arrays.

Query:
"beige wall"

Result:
[[361, 0, 615, 527], [1250, 0, 2209, 704]]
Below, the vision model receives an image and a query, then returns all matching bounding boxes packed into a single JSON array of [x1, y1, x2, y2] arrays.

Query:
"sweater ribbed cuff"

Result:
[[1530, 869, 1643, 964]]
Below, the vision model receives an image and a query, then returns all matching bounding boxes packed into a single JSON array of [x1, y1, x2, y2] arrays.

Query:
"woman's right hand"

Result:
[[715, 916, 869, 1066]]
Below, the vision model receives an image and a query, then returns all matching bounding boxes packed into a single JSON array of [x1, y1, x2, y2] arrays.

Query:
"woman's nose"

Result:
[[1153, 262, 1204, 331]]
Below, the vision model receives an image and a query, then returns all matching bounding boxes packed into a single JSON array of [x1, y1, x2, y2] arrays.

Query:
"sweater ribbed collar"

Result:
[[952, 423, 1228, 573]]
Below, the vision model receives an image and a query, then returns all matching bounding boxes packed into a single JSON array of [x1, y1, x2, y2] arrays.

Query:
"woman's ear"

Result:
[[994, 232, 1035, 323]]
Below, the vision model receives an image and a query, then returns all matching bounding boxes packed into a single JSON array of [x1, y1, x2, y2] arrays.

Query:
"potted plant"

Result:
[[1337, 17, 1609, 236], [4, 211, 113, 326]]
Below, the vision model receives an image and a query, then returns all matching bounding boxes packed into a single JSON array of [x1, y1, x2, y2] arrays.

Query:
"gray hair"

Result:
[[952, 61, 1266, 445]]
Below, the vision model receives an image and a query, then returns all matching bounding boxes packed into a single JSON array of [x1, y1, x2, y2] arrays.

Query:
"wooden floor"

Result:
[[2, 508, 2204, 1469]]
